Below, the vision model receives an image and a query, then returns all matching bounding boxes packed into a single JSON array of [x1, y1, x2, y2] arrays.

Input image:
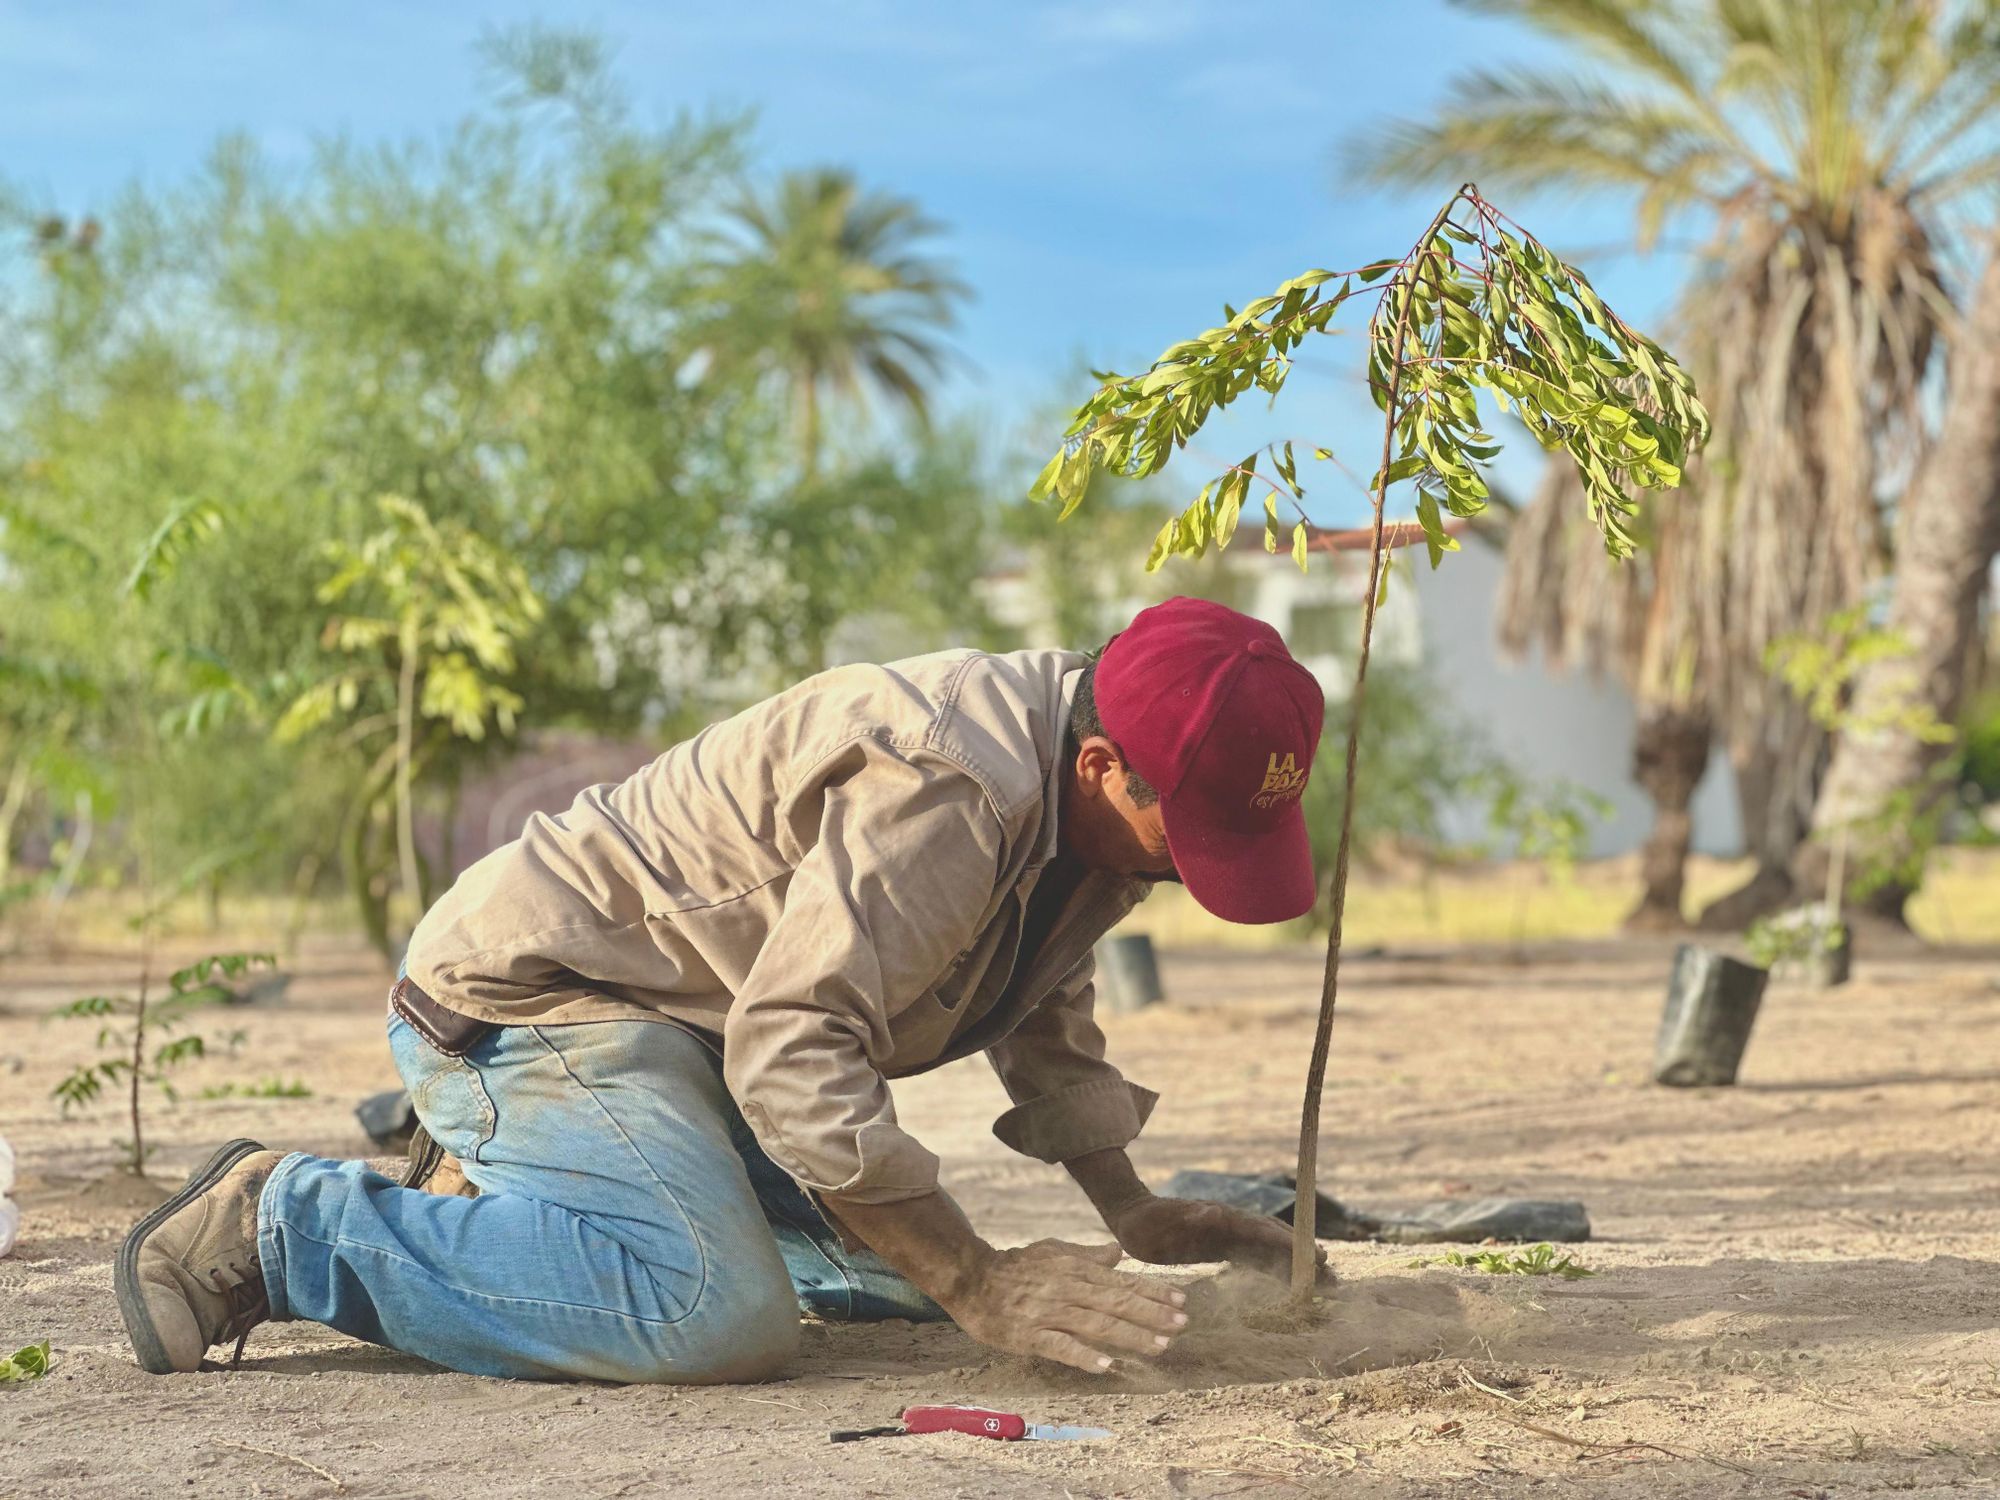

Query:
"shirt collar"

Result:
[[1026, 666, 1084, 874]]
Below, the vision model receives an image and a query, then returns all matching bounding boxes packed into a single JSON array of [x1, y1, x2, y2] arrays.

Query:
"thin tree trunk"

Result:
[[344, 745, 401, 961], [437, 769, 461, 897], [0, 757, 30, 885], [1625, 703, 1710, 931], [283, 851, 323, 960], [43, 789, 93, 947], [394, 625, 422, 933], [129, 934, 151, 1175], [1291, 201, 1454, 1298], [1797, 247, 2000, 923]]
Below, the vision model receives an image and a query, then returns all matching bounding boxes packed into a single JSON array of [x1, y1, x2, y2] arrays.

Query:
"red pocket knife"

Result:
[[831, 1404, 1111, 1443]]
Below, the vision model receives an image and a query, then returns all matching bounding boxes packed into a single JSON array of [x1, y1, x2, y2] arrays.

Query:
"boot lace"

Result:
[[207, 1260, 268, 1369]]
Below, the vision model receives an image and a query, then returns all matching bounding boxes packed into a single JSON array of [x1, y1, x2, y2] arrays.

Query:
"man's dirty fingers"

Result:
[[1015, 1238, 1123, 1267], [1052, 1303, 1186, 1359], [1026, 1329, 1123, 1375], [1058, 1256, 1189, 1312]]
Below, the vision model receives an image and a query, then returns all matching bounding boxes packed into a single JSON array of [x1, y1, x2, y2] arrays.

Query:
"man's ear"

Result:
[[1072, 735, 1121, 800]]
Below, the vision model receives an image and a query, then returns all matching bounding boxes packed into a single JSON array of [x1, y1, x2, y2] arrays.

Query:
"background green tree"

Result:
[[0, 27, 1008, 941], [276, 496, 544, 950], [700, 167, 971, 477]]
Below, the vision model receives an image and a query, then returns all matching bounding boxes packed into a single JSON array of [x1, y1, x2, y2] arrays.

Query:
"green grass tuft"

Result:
[[198, 1077, 313, 1100], [1410, 1243, 1596, 1280]]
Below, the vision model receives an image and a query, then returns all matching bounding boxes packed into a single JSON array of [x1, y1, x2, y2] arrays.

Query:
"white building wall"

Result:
[[1403, 533, 1742, 858]]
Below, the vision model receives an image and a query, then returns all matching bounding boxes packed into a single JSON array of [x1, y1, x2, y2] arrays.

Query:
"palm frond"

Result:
[[1456, 0, 1705, 95], [1349, 68, 1739, 204]]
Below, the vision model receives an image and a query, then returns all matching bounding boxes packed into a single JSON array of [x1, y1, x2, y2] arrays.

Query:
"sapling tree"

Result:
[[36, 496, 269, 1174], [277, 495, 544, 947], [1479, 769, 1613, 951], [52, 952, 273, 1174], [1034, 185, 1709, 1297], [1762, 605, 1956, 955]]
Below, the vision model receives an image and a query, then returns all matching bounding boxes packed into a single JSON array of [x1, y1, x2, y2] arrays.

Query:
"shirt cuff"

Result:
[[739, 1100, 942, 1204], [991, 1079, 1159, 1163]]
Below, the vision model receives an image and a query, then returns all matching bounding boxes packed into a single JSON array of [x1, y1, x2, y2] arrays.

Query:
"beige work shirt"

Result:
[[405, 648, 1156, 1204]]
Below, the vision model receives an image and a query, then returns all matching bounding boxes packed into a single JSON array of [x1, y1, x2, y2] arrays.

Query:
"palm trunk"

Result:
[[1796, 247, 2000, 923], [1625, 703, 1710, 931], [800, 378, 821, 481], [1695, 724, 1819, 930]]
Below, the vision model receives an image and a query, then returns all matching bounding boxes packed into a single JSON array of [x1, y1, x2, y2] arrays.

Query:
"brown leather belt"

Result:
[[390, 975, 499, 1057]]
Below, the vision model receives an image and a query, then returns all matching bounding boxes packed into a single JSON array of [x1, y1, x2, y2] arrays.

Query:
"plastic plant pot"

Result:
[[1095, 933, 1165, 1013], [1653, 944, 1769, 1087]]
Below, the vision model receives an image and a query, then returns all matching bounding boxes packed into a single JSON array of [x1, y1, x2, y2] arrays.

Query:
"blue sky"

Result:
[[0, 0, 1691, 525]]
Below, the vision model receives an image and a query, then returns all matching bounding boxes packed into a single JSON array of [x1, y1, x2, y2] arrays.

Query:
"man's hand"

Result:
[[821, 1187, 1190, 1375], [1065, 1147, 1329, 1281], [1107, 1195, 1322, 1278], [939, 1239, 1189, 1374]]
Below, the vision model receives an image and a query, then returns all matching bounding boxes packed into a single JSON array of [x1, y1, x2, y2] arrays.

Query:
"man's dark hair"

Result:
[[1065, 651, 1159, 808]]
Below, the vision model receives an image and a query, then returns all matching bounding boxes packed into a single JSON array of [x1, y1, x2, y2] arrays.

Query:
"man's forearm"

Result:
[[1063, 1146, 1154, 1228], [825, 1179, 1191, 1374], [819, 1187, 995, 1306]]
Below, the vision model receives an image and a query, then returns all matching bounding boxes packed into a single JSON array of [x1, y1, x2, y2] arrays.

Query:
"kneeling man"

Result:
[[117, 597, 1325, 1382]]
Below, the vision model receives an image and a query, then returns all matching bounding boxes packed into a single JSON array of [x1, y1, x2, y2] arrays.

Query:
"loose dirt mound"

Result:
[[952, 1267, 1528, 1394]]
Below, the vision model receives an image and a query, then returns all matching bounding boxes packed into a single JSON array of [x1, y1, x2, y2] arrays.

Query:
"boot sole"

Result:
[[400, 1124, 444, 1190], [116, 1137, 268, 1375]]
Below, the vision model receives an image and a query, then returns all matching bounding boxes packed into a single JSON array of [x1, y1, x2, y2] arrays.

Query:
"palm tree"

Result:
[[1355, 0, 2000, 926], [1800, 249, 2000, 925], [1497, 471, 1717, 929], [704, 168, 969, 475]]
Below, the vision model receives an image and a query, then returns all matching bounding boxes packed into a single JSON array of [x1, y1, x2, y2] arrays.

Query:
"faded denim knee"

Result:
[[621, 1269, 800, 1384]]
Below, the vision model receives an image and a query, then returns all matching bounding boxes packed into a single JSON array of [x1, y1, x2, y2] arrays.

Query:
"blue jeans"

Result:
[[254, 1010, 944, 1382]]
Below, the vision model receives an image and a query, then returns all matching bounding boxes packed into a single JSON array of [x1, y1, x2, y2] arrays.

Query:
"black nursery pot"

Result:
[[1095, 932, 1165, 1013], [1652, 944, 1769, 1087]]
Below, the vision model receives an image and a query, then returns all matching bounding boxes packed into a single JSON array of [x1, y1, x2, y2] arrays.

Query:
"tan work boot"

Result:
[[116, 1139, 280, 1374], [401, 1124, 479, 1199]]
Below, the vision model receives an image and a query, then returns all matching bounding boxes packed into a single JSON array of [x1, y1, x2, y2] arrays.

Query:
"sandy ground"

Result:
[[6, 933, 2000, 1498]]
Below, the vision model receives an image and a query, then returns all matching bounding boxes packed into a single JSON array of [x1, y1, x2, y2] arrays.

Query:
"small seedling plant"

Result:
[[0, 1340, 51, 1382], [51, 951, 273, 1174], [1036, 184, 1709, 1296], [1480, 770, 1613, 950], [1411, 1244, 1596, 1280], [1744, 906, 1847, 972]]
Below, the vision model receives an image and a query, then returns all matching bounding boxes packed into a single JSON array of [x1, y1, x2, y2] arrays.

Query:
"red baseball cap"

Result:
[[1094, 597, 1325, 924]]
